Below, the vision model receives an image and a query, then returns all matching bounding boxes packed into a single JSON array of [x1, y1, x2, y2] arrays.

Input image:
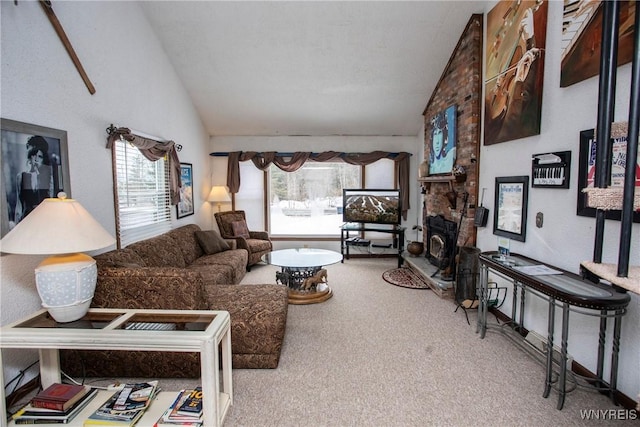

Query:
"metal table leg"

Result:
[[543, 297, 555, 399], [477, 264, 488, 338], [557, 302, 570, 410], [597, 311, 607, 389], [609, 310, 623, 404]]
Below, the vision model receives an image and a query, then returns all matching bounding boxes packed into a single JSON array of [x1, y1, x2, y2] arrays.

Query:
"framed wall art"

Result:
[[484, 0, 548, 145], [428, 104, 457, 175], [577, 129, 640, 223], [1, 118, 71, 238], [560, 1, 636, 87], [176, 162, 194, 219], [493, 175, 529, 242], [531, 150, 571, 188]]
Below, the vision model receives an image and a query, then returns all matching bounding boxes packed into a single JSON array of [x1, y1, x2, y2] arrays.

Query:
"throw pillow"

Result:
[[195, 230, 231, 255], [231, 220, 250, 239]]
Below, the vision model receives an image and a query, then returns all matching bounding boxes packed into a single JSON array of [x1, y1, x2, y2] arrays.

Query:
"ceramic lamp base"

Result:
[[35, 253, 97, 323]]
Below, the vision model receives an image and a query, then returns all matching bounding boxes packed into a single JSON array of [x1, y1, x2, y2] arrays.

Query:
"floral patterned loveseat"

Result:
[[60, 224, 288, 376]]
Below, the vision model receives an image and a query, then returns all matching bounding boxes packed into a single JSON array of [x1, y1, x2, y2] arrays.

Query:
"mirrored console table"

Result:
[[476, 251, 630, 410]]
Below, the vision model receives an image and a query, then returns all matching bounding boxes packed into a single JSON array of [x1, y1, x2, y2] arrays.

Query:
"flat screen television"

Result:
[[342, 189, 401, 225]]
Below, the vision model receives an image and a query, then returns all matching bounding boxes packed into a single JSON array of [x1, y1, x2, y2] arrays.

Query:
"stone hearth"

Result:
[[402, 255, 454, 299]]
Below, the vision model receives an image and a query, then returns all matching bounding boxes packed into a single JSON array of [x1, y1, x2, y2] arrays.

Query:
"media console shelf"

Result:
[[340, 223, 405, 268]]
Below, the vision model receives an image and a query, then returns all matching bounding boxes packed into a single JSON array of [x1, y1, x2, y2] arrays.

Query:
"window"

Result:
[[268, 162, 361, 236], [112, 139, 171, 247], [234, 161, 266, 231]]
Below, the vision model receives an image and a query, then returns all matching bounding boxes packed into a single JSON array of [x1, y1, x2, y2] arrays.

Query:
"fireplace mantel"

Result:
[[418, 174, 465, 191]]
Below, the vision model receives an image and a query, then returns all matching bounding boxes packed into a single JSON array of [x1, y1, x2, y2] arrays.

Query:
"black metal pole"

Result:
[[617, 2, 640, 277], [593, 0, 620, 263]]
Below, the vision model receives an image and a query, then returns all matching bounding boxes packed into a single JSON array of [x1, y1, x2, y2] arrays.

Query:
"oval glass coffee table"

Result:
[[262, 248, 343, 304]]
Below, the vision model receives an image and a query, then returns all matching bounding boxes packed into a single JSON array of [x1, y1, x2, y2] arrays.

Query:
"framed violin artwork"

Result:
[[484, 0, 548, 146]]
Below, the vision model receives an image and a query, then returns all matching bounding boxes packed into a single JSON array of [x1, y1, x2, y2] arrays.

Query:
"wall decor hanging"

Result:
[[493, 175, 529, 242], [531, 150, 571, 188], [560, 0, 636, 88], [484, 0, 548, 145], [0, 118, 71, 238], [428, 104, 457, 175], [577, 128, 640, 222], [176, 163, 194, 218]]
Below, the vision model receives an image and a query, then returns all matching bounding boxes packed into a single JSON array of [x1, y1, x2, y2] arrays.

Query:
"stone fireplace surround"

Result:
[[405, 14, 482, 299], [420, 14, 482, 259]]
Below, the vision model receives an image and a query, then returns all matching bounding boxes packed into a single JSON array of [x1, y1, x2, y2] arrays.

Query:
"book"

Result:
[[175, 387, 202, 417], [30, 383, 89, 411], [112, 382, 158, 411], [154, 391, 202, 427], [13, 388, 98, 424], [83, 381, 159, 426], [165, 391, 194, 421]]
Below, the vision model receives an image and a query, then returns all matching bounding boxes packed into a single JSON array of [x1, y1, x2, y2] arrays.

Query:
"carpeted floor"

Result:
[[69, 259, 629, 426], [382, 266, 430, 289], [225, 259, 626, 426]]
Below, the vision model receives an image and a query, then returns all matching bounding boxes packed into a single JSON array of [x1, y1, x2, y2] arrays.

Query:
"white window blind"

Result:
[[113, 139, 171, 247]]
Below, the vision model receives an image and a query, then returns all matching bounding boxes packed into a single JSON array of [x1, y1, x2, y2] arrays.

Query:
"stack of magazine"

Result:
[[83, 381, 159, 426], [155, 387, 203, 426], [12, 385, 98, 424]]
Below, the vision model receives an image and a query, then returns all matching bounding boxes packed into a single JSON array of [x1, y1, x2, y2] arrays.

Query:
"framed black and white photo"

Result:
[[493, 175, 529, 242], [577, 129, 640, 223], [176, 162, 194, 218], [1, 118, 71, 238]]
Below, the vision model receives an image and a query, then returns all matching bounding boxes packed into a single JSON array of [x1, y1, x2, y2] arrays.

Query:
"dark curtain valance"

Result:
[[227, 151, 411, 220], [106, 127, 182, 205]]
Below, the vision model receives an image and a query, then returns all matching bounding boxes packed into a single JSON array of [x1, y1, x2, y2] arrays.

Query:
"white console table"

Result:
[[0, 308, 232, 426]]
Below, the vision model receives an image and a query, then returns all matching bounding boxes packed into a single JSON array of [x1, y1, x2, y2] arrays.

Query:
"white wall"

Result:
[[0, 1, 210, 386], [210, 135, 422, 250], [477, 2, 639, 399]]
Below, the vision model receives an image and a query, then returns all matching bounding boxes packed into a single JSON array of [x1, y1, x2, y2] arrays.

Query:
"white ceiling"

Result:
[[140, 1, 485, 137]]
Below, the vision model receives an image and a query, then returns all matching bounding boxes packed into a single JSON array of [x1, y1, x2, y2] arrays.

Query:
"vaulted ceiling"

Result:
[[140, 1, 484, 137]]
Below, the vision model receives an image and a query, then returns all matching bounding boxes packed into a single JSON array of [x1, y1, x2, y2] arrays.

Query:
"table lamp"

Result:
[[0, 193, 115, 323], [207, 185, 231, 212]]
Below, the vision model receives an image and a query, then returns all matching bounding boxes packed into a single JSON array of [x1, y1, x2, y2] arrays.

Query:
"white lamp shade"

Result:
[[0, 195, 115, 322], [0, 195, 115, 255], [207, 186, 231, 203]]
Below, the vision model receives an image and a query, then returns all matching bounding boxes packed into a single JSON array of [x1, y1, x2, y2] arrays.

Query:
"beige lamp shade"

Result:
[[0, 193, 115, 322], [208, 185, 231, 212], [1, 194, 115, 255], [207, 185, 231, 203]]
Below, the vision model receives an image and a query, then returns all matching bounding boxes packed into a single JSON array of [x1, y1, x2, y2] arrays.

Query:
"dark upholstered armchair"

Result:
[[215, 210, 272, 270]]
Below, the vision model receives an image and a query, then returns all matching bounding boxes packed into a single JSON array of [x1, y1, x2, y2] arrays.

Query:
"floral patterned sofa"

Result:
[[60, 224, 288, 376]]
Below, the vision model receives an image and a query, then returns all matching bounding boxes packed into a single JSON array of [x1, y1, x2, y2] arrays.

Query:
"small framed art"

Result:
[[493, 175, 529, 242], [531, 151, 571, 188], [176, 163, 194, 218]]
